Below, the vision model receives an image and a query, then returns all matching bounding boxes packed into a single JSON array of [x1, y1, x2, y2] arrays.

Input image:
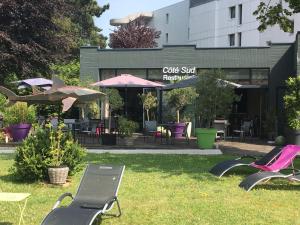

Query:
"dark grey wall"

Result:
[[80, 42, 297, 111]]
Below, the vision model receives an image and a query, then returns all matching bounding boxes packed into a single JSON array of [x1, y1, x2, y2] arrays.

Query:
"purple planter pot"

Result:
[[170, 123, 186, 139], [8, 123, 31, 142]]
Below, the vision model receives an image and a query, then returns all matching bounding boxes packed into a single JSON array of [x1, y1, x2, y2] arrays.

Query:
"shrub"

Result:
[[166, 87, 198, 123], [12, 124, 87, 182], [118, 117, 139, 137], [3, 102, 36, 126], [138, 92, 157, 121], [284, 76, 300, 130], [195, 69, 240, 128]]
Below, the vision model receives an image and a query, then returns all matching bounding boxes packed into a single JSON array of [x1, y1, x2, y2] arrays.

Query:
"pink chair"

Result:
[[239, 145, 300, 191]]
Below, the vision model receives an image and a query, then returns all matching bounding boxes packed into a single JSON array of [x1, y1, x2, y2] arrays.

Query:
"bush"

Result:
[[275, 136, 286, 146], [284, 76, 300, 130], [3, 102, 36, 126], [12, 124, 87, 182], [118, 117, 138, 137]]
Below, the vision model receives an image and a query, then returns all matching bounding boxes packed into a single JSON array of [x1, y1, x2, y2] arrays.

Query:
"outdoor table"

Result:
[[0, 192, 30, 225]]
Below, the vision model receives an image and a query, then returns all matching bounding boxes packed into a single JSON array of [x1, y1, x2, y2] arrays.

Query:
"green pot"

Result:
[[195, 128, 217, 149]]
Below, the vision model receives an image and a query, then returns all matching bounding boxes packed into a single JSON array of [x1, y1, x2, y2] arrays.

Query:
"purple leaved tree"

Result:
[[109, 17, 161, 48]]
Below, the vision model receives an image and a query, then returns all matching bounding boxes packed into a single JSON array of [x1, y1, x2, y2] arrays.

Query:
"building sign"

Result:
[[162, 66, 196, 81]]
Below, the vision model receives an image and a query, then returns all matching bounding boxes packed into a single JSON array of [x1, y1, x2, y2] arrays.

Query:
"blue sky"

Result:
[[95, 0, 183, 37]]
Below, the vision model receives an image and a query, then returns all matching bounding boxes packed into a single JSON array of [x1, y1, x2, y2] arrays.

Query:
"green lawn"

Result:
[[1, 153, 300, 225]]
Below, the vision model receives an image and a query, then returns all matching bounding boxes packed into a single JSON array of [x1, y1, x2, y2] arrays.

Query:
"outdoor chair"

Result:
[[213, 120, 228, 140], [41, 164, 125, 225], [232, 120, 253, 141], [237, 145, 300, 191], [210, 145, 300, 178]]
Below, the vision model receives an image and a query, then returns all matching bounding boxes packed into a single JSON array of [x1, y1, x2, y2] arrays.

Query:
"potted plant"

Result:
[[195, 69, 240, 149], [102, 89, 124, 145], [138, 92, 157, 131], [263, 110, 277, 141], [46, 122, 69, 184], [3, 102, 36, 142], [118, 116, 139, 146], [284, 76, 300, 145], [166, 87, 198, 138]]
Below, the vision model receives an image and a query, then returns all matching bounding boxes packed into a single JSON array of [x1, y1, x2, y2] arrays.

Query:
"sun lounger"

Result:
[[239, 145, 300, 191], [210, 146, 283, 177], [41, 164, 125, 225]]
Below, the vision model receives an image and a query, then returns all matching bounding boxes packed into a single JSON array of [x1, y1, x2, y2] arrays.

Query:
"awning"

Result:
[[14, 78, 53, 90]]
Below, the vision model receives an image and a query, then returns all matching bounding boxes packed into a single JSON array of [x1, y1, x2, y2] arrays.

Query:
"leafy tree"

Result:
[[103, 89, 124, 131], [51, 60, 81, 86], [109, 17, 161, 48], [195, 70, 240, 128], [0, 0, 67, 82], [138, 92, 157, 121], [166, 87, 198, 123], [0, 0, 108, 83], [254, 0, 300, 32], [284, 76, 300, 130]]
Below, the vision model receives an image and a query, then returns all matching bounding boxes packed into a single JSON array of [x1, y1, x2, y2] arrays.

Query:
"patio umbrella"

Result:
[[91, 74, 165, 88], [13, 78, 53, 90], [91, 74, 164, 117], [0, 76, 105, 112], [163, 75, 242, 90]]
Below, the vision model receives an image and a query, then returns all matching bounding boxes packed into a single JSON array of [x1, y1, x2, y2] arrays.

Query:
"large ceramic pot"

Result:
[[48, 166, 69, 184], [170, 123, 186, 139], [195, 128, 217, 149], [118, 136, 138, 146], [8, 123, 31, 142], [101, 133, 117, 145]]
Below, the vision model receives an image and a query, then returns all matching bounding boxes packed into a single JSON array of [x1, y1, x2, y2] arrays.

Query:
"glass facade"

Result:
[[100, 68, 269, 86]]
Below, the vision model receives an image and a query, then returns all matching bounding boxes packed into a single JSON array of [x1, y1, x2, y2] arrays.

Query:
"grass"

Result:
[[1, 153, 300, 225]]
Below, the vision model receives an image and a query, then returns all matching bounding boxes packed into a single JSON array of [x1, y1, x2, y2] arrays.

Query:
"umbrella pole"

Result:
[[125, 87, 128, 117]]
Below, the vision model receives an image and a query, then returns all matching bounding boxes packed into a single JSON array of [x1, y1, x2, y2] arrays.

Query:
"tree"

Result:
[[284, 76, 300, 130], [109, 17, 161, 48], [103, 89, 124, 131], [138, 92, 157, 121], [0, 0, 108, 83], [195, 70, 240, 128], [0, 0, 67, 83], [254, 0, 300, 32], [166, 87, 198, 123]]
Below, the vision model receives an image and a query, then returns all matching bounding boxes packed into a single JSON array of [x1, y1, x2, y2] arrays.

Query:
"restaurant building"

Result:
[[80, 32, 300, 136]]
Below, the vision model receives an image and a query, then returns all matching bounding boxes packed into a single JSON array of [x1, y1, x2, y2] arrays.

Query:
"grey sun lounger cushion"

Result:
[[239, 171, 292, 191], [41, 164, 125, 225], [210, 146, 282, 177]]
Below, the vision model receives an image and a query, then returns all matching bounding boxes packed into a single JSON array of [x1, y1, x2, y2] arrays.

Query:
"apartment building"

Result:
[[110, 0, 300, 47]]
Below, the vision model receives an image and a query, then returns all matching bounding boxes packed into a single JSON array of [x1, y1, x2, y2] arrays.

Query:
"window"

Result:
[[229, 34, 235, 46], [148, 69, 163, 81], [238, 4, 243, 24], [166, 33, 169, 43], [100, 69, 116, 80], [229, 6, 236, 19], [238, 32, 242, 47], [166, 13, 169, 24], [251, 69, 269, 85], [116, 69, 147, 79]]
